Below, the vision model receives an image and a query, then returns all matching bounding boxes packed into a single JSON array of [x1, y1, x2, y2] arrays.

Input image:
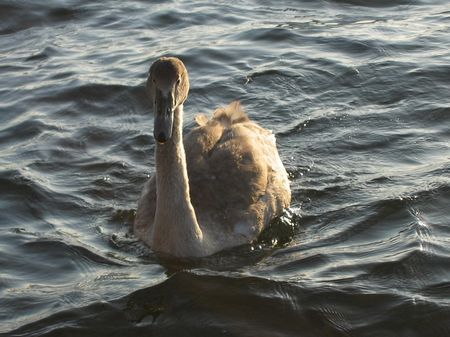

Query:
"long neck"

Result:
[[152, 104, 204, 257]]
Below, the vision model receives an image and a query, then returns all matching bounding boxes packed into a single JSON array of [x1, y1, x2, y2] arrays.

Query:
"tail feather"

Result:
[[213, 101, 250, 125], [195, 101, 250, 127]]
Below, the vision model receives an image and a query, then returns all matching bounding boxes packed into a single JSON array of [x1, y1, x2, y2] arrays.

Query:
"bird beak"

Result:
[[153, 90, 174, 144]]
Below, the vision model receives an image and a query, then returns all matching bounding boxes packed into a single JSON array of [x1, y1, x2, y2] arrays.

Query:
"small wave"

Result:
[[421, 282, 450, 303], [21, 239, 125, 268], [235, 27, 301, 44], [38, 83, 149, 113], [0, 118, 60, 147], [367, 249, 450, 287], [0, 3, 84, 35], [26, 46, 62, 64], [1, 168, 56, 213], [326, 0, 420, 7], [0, 167, 93, 231]]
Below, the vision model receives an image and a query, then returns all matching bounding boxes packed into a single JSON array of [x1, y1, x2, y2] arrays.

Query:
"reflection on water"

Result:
[[1, 0, 450, 336]]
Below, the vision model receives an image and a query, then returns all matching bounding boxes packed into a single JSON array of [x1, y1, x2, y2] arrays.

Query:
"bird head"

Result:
[[147, 57, 189, 144]]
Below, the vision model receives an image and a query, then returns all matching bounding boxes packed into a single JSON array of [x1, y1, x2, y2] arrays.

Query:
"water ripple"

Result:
[[1, 0, 450, 335]]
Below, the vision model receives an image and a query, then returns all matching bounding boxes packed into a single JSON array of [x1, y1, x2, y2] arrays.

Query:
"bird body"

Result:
[[134, 57, 290, 257]]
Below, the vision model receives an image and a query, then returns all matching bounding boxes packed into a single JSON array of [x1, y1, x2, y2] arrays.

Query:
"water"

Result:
[[1, 0, 449, 335]]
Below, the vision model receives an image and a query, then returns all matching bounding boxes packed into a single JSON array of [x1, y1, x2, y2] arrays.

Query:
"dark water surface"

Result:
[[1, 0, 450, 336]]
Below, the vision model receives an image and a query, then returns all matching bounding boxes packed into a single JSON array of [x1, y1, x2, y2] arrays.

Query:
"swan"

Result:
[[134, 57, 291, 257]]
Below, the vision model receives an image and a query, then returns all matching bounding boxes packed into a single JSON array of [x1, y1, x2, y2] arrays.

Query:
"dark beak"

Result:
[[153, 90, 174, 144]]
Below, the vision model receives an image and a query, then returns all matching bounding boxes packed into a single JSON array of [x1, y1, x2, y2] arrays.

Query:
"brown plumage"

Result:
[[134, 57, 290, 257]]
